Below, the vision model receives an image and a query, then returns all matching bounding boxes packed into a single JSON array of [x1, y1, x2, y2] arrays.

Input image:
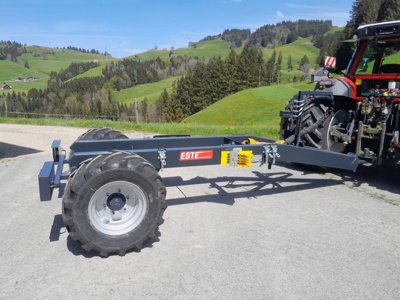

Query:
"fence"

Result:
[[3, 111, 137, 121]]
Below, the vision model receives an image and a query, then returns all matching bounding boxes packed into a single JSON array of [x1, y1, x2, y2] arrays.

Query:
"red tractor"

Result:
[[280, 20, 400, 165]]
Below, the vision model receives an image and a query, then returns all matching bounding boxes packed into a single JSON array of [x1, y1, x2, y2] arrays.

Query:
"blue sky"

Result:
[[0, 0, 353, 58]]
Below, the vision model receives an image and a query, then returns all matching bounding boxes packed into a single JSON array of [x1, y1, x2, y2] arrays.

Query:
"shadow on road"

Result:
[[286, 160, 400, 198], [49, 213, 163, 258], [163, 170, 342, 206], [324, 160, 400, 197], [64, 231, 162, 258], [163, 160, 400, 207], [0, 141, 41, 159], [48, 159, 400, 257]]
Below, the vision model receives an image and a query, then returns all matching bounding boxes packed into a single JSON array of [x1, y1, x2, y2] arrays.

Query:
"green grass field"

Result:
[[181, 81, 315, 138], [0, 46, 109, 93], [115, 77, 178, 104], [113, 37, 319, 106], [127, 40, 232, 61], [0, 60, 48, 92], [0, 81, 314, 139], [1, 36, 321, 139], [1, 36, 320, 97], [184, 81, 314, 134]]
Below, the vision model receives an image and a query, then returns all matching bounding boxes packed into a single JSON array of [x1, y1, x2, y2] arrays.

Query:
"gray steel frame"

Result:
[[38, 134, 362, 201]]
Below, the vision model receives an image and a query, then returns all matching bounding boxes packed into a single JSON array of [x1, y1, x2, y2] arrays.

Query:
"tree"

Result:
[[225, 50, 239, 93], [315, 31, 343, 67], [274, 51, 282, 84], [140, 97, 149, 122], [156, 89, 169, 121], [236, 44, 264, 89], [378, 0, 400, 22], [287, 55, 293, 72], [300, 55, 310, 80], [299, 55, 309, 69], [266, 50, 277, 85], [334, 0, 385, 71], [347, 0, 383, 33]]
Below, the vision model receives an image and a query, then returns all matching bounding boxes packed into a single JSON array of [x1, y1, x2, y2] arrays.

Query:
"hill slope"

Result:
[[115, 77, 178, 104], [184, 81, 314, 128], [115, 37, 320, 106], [1, 38, 320, 113], [128, 40, 233, 61], [1, 46, 110, 93]]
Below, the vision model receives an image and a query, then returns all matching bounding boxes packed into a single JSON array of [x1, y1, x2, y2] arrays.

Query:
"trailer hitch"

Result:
[[263, 144, 280, 169], [38, 140, 68, 201], [158, 149, 167, 171]]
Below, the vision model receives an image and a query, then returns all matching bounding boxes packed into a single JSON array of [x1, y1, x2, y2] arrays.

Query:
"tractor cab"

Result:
[[344, 21, 400, 102]]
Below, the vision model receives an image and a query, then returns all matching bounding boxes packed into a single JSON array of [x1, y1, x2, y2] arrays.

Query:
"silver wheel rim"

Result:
[[88, 180, 148, 235], [327, 109, 347, 153]]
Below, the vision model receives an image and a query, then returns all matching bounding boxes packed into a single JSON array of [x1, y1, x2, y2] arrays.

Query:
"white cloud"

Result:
[[277, 11, 284, 18]]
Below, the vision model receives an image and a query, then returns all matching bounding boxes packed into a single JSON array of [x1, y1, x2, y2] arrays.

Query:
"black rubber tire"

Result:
[[62, 151, 167, 257], [279, 95, 296, 141], [300, 98, 333, 150], [77, 127, 128, 140], [69, 128, 128, 171]]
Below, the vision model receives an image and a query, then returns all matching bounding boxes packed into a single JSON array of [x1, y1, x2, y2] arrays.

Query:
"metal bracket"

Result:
[[229, 148, 241, 167], [158, 149, 167, 171], [263, 145, 280, 169]]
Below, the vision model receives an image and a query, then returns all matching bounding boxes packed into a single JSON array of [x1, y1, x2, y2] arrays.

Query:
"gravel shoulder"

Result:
[[0, 123, 400, 300]]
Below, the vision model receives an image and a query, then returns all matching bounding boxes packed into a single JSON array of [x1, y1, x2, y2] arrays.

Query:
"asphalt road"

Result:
[[0, 124, 400, 300]]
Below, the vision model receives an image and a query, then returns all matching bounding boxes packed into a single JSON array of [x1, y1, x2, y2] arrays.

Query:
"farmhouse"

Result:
[[15, 76, 41, 82], [1, 83, 12, 90]]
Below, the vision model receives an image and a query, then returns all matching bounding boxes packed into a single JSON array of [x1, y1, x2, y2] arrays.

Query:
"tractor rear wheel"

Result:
[[280, 95, 346, 152], [62, 151, 167, 256], [300, 99, 333, 149], [279, 95, 297, 141], [300, 97, 347, 152]]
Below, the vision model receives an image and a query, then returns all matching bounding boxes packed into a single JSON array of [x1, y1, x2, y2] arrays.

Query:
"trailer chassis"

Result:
[[38, 133, 362, 256]]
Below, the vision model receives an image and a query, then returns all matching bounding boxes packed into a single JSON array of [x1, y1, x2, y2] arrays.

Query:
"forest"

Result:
[[1, 0, 400, 122], [201, 20, 333, 48]]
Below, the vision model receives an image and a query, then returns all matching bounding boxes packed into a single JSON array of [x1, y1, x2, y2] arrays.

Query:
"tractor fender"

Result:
[[315, 78, 353, 98]]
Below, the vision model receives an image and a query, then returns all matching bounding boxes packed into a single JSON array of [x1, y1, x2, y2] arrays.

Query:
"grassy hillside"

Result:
[[0, 81, 315, 139], [272, 37, 319, 66], [115, 76, 178, 104], [0, 31, 334, 139], [128, 40, 232, 61], [0, 46, 109, 93], [184, 81, 314, 129], [263, 37, 319, 83], [115, 37, 319, 106], [0, 60, 48, 90], [1, 37, 320, 118], [75, 63, 107, 79]]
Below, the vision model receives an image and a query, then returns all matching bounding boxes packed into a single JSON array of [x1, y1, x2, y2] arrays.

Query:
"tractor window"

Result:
[[355, 44, 378, 74], [355, 42, 400, 74], [379, 44, 400, 73]]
